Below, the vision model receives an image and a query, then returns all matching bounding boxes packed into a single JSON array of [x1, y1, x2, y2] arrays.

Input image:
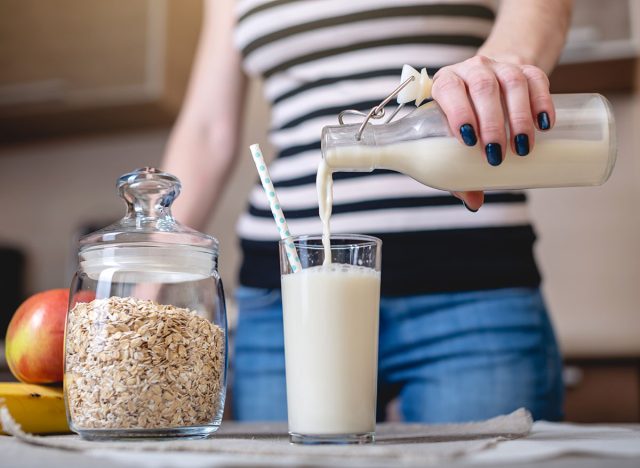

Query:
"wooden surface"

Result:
[[550, 58, 638, 94], [564, 358, 640, 423], [0, 0, 203, 144]]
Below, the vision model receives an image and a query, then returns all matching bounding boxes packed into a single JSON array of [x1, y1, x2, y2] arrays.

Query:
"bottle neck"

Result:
[[321, 102, 448, 171], [323, 144, 376, 172]]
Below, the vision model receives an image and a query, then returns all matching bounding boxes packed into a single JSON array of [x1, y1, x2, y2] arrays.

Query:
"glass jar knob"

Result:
[[117, 167, 180, 219], [116, 167, 182, 231]]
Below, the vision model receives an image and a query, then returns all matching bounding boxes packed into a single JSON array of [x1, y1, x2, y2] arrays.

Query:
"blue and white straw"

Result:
[[249, 144, 302, 273]]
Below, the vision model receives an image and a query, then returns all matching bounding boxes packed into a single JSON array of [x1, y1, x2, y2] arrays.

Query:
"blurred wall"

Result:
[[0, 80, 270, 300], [0, 130, 166, 290]]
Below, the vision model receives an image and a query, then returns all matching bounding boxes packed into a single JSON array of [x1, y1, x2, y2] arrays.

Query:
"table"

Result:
[[2, 421, 639, 468]]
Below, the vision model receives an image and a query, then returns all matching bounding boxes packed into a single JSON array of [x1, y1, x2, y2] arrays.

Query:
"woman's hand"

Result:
[[431, 0, 573, 211], [431, 55, 554, 211]]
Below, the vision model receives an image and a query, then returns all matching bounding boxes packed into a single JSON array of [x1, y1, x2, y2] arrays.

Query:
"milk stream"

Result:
[[316, 160, 334, 264], [281, 264, 381, 434]]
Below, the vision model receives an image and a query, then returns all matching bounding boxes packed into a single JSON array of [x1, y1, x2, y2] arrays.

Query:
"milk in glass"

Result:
[[281, 264, 380, 436]]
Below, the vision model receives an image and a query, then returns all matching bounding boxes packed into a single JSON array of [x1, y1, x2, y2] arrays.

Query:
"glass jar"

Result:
[[64, 168, 227, 440]]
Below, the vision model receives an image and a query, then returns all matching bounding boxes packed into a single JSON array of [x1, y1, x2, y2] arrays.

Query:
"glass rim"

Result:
[[280, 234, 381, 250]]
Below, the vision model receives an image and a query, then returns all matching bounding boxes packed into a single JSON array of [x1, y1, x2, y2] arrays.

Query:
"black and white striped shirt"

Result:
[[235, 0, 540, 295]]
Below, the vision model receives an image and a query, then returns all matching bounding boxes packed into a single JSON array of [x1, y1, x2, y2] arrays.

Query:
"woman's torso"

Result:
[[234, 0, 540, 295]]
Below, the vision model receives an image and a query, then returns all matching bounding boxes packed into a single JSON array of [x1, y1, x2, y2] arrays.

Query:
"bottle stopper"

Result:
[[396, 65, 433, 106]]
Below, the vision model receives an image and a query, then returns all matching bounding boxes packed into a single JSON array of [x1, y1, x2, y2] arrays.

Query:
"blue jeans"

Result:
[[232, 286, 564, 423]]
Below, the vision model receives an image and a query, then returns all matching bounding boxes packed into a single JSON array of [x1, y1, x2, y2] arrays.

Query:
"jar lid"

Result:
[[79, 168, 218, 253]]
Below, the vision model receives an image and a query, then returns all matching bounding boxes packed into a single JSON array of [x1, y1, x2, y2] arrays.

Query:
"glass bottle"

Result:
[[64, 168, 227, 440], [321, 94, 617, 191]]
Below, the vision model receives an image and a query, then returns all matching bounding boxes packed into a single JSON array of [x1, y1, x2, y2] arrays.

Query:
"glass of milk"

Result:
[[279, 234, 382, 444]]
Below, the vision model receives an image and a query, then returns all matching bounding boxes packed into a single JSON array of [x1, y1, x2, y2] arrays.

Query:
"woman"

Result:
[[163, 0, 573, 422]]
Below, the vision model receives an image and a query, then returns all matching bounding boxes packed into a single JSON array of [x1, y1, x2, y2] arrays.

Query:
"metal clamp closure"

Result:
[[337, 76, 415, 141]]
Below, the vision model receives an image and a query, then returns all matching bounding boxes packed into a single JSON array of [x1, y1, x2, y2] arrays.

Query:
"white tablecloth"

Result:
[[2, 408, 640, 468]]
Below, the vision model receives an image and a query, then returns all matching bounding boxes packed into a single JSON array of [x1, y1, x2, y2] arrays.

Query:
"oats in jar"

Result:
[[65, 296, 225, 430]]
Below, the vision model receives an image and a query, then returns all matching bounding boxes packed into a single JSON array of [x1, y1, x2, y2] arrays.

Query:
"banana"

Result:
[[0, 383, 70, 434]]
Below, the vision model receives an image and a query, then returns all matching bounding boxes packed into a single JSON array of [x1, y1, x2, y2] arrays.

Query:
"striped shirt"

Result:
[[234, 0, 540, 295]]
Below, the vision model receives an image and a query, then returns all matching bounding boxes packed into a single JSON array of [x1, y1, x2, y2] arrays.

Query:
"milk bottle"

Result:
[[321, 94, 616, 192]]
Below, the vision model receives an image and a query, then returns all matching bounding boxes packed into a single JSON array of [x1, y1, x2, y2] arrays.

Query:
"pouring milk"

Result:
[[317, 66, 616, 252], [280, 66, 617, 442]]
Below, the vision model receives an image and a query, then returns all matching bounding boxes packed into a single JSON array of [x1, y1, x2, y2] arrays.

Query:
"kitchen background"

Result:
[[0, 0, 639, 421]]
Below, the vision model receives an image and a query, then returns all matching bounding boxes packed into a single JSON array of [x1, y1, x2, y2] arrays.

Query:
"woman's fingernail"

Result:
[[515, 134, 530, 156], [460, 124, 477, 146], [462, 200, 478, 213], [485, 143, 502, 166], [537, 112, 550, 130]]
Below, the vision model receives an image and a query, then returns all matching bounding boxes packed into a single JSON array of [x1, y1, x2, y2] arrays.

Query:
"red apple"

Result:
[[5, 289, 69, 384], [69, 290, 95, 308]]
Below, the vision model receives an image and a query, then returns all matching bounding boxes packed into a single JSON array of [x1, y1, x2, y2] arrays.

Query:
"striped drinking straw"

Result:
[[249, 144, 302, 273]]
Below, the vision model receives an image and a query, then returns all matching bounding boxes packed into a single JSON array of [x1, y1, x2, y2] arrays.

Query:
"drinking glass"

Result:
[[279, 234, 381, 444]]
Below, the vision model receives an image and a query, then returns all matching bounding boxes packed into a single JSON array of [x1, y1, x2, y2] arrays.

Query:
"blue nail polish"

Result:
[[537, 112, 550, 130], [460, 124, 477, 146], [515, 134, 530, 156], [485, 143, 502, 166]]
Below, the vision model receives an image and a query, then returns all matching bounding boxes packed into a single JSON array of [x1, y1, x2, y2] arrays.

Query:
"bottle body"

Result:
[[321, 94, 616, 191]]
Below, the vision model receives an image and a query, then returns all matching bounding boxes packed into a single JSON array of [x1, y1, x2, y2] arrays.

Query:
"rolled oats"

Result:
[[65, 296, 225, 430]]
